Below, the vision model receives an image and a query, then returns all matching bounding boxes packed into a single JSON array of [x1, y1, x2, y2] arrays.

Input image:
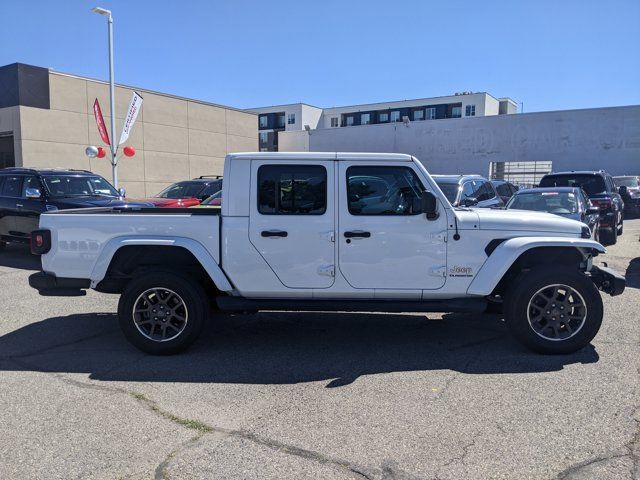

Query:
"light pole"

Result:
[[92, 6, 118, 188]]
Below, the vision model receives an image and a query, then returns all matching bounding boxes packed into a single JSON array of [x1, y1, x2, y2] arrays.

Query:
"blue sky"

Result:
[[1, 0, 639, 112]]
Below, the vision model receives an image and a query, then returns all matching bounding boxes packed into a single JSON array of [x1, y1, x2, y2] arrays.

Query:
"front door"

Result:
[[338, 162, 447, 290], [249, 160, 335, 289]]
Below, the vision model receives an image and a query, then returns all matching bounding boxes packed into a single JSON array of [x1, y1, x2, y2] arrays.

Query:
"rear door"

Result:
[[0, 175, 23, 238], [338, 161, 448, 290], [249, 160, 335, 289]]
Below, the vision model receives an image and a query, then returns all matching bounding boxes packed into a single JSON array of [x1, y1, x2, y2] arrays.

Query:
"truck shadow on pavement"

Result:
[[0, 244, 41, 271], [0, 311, 599, 387]]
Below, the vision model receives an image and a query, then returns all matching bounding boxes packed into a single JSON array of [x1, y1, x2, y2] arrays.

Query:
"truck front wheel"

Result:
[[117, 270, 208, 355], [504, 266, 603, 354]]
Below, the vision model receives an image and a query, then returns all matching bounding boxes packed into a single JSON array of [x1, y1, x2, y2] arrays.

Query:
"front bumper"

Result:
[[589, 265, 626, 296], [29, 272, 90, 296]]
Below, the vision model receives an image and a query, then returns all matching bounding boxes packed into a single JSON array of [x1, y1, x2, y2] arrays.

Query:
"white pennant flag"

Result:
[[119, 91, 143, 145]]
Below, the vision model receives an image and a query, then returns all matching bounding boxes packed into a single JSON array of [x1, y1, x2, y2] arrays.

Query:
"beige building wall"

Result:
[[15, 71, 257, 198]]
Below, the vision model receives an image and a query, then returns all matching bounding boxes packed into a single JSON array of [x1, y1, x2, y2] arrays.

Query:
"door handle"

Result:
[[344, 231, 371, 238], [15, 203, 24, 208], [261, 230, 288, 238]]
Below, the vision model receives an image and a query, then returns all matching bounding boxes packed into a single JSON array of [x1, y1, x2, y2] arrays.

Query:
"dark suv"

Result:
[[432, 174, 504, 208], [539, 170, 624, 245], [0, 168, 153, 250]]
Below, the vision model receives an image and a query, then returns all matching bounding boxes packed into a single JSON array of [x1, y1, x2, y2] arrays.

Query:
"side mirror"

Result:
[[619, 185, 628, 196], [118, 187, 126, 197], [462, 197, 478, 207], [421, 191, 439, 220], [25, 188, 42, 199]]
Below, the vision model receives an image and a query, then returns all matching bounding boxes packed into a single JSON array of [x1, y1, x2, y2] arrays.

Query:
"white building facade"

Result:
[[247, 92, 517, 151]]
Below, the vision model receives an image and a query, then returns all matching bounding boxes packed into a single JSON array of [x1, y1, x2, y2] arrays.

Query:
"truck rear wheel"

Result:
[[117, 270, 208, 355], [504, 266, 603, 354]]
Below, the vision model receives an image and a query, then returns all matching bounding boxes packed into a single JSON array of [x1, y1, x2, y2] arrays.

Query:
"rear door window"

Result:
[[258, 164, 327, 215], [2, 176, 22, 197]]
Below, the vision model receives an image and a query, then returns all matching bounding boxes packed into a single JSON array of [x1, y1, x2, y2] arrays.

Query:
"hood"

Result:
[[140, 197, 201, 208], [457, 208, 584, 235], [56, 197, 154, 208]]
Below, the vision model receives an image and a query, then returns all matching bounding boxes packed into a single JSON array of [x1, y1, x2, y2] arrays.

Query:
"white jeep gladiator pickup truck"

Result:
[[29, 152, 625, 355]]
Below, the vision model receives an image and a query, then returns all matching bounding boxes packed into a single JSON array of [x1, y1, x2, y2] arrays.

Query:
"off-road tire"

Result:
[[118, 270, 208, 355], [504, 265, 603, 354]]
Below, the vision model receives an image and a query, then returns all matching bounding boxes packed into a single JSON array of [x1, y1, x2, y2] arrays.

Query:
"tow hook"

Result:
[[590, 265, 626, 296]]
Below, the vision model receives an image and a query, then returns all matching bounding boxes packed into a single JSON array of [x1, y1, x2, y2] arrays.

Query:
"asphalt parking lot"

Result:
[[0, 222, 638, 480]]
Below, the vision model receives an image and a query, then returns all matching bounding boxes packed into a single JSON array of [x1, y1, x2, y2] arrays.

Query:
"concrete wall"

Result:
[[15, 72, 257, 198], [278, 105, 640, 176], [0, 106, 22, 163]]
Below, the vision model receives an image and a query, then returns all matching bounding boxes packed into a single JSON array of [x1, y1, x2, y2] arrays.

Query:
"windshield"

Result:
[[434, 181, 459, 204], [157, 181, 205, 199], [43, 175, 119, 197], [539, 174, 606, 195], [615, 177, 639, 188], [507, 191, 578, 214], [200, 190, 222, 205]]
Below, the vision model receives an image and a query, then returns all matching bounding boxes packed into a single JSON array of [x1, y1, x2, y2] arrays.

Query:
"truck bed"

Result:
[[40, 207, 221, 281]]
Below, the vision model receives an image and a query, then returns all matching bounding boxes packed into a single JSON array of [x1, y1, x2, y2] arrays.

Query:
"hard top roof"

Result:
[[0, 167, 94, 175], [431, 174, 484, 183], [227, 152, 414, 162], [516, 186, 582, 194], [544, 171, 607, 176]]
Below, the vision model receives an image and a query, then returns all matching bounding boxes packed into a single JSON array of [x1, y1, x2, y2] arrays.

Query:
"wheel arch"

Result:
[[467, 237, 605, 297], [90, 237, 233, 294]]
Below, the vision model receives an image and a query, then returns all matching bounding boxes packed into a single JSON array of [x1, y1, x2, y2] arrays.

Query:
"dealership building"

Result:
[[0, 63, 257, 197]]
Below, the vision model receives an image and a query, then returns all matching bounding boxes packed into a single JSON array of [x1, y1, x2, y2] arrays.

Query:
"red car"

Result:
[[139, 176, 222, 208]]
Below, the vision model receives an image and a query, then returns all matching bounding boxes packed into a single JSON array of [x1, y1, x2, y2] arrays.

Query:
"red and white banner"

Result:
[[119, 91, 143, 145], [93, 99, 111, 146]]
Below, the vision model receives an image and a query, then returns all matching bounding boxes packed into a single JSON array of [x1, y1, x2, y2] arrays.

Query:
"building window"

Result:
[[465, 105, 476, 117], [426, 107, 436, 120], [277, 114, 286, 128], [414, 110, 424, 121], [258, 164, 327, 215], [287, 113, 296, 125], [452, 106, 462, 118], [259, 132, 268, 144], [379, 112, 389, 123], [346, 116, 354, 126], [361, 113, 371, 125], [259, 115, 268, 128], [330, 117, 339, 127], [390, 111, 400, 122]]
